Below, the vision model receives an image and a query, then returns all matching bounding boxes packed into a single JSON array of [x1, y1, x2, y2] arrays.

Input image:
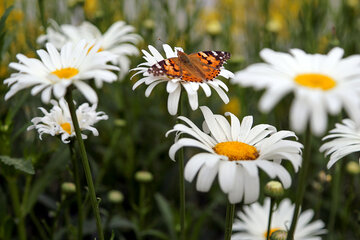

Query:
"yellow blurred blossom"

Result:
[[84, 0, 97, 19], [221, 97, 241, 116]]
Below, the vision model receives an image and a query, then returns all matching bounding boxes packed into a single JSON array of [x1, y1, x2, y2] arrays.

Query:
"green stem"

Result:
[[266, 198, 275, 240], [30, 211, 49, 240], [177, 92, 186, 240], [139, 183, 146, 231], [328, 162, 342, 239], [224, 201, 235, 240], [65, 90, 104, 240], [7, 177, 27, 240], [69, 141, 84, 240], [286, 127, 312, 240]]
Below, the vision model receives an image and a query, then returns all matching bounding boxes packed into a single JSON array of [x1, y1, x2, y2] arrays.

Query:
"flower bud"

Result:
[[108, 190, 124, 204], [135, 170, 153, 183], [346, 161, 360, 175], [270, 230, 287, 240], [206, 20, 222, 36], [264, 181, 284, 199], [61, 182, 76, 194]]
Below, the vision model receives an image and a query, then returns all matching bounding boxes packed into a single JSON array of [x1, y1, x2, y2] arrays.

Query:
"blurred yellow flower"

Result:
[[84, 0, 97, 18], [221, 97, 241, 116]]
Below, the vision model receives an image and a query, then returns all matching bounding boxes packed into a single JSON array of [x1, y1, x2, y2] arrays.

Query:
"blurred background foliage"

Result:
[[1, 0, 360, 239]]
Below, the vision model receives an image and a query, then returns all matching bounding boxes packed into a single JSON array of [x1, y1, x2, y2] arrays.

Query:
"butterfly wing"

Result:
[[148, 58, 181, 79], [188, 51, 231, 80]]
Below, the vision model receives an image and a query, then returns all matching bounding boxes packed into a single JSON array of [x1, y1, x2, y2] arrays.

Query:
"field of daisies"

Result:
[[1, 0, 360, 239]]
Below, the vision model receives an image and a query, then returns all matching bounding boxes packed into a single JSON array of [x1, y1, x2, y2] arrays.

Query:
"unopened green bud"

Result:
[[114, 119, 126, 127], [270, 230, 287, 240], [264, 181, 284, 199], [206, 20, 222, 36], [144, 19, 155, 30], [108, 190, 124, 204], [346, 161, 360, 175], [61, 182, 76, 194], [135, 170, 153, 183]]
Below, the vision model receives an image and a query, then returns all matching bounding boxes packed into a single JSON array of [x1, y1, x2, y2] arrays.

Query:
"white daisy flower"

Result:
[[232, 197, 327, 240], [37, 20, 141, 80], [320, 118, 360, 169], [28, 98, 108, 143], [166, 106, 303, 204], [4, 40, 119, 104], [131, 44, 234, 115], [232, 47, 360, 136]]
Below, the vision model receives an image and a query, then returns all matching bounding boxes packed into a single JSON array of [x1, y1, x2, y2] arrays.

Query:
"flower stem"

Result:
[[178, 94, 186, 240], [266, 198, 275, 240], [328, 162, 342, 239], [7, 177, 27, 240], [224, 201, 235, 240], [65, 90, 104, 240], [69, 141, 83, 240], [286, 126, 312, 240]]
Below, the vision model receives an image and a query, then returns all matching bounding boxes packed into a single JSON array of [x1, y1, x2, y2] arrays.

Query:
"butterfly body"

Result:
[[148, 51, 230, 82]]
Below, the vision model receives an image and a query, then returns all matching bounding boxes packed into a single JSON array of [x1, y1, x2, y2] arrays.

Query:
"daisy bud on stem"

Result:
[[265, 181, 284, 240]]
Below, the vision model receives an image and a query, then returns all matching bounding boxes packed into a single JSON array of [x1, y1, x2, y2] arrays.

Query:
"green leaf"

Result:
[[0, 6, 13, 33], [0, 155, 35, 175], [154, 193, 176, 240], [140, 229, 169, 239]]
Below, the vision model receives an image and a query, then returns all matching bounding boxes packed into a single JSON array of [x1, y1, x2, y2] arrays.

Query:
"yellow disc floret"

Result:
[[294, 73, 336, 90], [60, 122, 72, 135], [213, 141, 259, 161], [51, 67, 79, 79]]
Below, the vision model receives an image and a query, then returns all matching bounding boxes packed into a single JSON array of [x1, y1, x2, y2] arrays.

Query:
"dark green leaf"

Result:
[[154, 193, 176, 240], [0, 155, 35, 175]]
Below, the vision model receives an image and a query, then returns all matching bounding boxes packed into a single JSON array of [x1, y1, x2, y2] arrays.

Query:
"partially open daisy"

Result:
[[320, 118, 360, 169], [37, 20, 141, 80], [28, 98, 108, 143], [232, 197, 327, 240], [4, 40, 118, 103], [166, 106, 303, 204], [131, 44, 234, 115], [232, 47, 360, 136]]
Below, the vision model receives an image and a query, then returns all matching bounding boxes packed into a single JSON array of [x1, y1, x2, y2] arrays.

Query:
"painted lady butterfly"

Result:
[[148, 51, 231, 82]]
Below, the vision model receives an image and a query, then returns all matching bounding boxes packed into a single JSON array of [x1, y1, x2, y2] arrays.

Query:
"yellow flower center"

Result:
[[51, 67, 79, 79], [294, 73, 336, 90], [61, 122, 72, 135], [263, 227, 281, 238], [213, 141, 258, 161]]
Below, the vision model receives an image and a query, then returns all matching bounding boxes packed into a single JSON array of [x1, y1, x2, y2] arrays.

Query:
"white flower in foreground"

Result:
[[320, 118, 360, 169], [4, 40, 118, 103], [232, 198, 327, 240], [28, 98, 108, 143], [232, 47, 360, 136], [37, 20, 141, 79], [131, 44, 234, 115], [166, 106, 303, 204]]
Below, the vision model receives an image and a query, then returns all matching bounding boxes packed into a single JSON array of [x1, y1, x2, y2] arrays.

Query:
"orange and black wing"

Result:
[[148, 58, 181, 79], [189, 51, 231, 80]]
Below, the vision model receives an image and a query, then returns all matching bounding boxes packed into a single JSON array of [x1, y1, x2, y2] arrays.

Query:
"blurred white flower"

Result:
[[28, 98, 108, 143], [131, 44, 233, 115], [320, 118, 360, 168], [38, 20, 141, 79], [166, 106, 303, 204], [4, 41, 118, 104], [232, 198, 327, 240], [232, 47, 360, 136]]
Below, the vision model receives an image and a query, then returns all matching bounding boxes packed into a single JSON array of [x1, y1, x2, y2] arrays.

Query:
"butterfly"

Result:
[[148, 51, 231, 82]]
